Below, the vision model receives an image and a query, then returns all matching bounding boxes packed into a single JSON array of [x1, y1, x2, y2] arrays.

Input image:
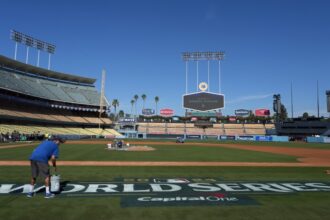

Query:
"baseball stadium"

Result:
[[0, 44, 330, 220], [1, 3, 330, 219]]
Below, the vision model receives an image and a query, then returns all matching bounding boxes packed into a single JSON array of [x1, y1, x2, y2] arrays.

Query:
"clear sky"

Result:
[[1, 0, 329, 117]]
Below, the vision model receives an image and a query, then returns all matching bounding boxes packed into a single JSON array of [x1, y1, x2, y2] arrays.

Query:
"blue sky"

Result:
[[0, 0, 329, 117]]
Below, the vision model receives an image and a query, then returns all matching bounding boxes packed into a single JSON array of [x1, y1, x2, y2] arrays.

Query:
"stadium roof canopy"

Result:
[[0, 55, 96, 84]]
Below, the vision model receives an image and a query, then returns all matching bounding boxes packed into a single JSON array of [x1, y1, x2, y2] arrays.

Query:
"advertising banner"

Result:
[[255, 109, 270, 117], [142, 108, 155, 116], [255, 136, 272, 141], [160, 108, 174, 117], [236, 136, 254, 141], [229, 117, 236, 122], [235, 109, 251, 117], [118, 118, 136, 124], [220, 135, 236, 140]]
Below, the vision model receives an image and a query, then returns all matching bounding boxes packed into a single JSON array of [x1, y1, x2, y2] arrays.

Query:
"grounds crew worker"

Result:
[[27, 137, 65, 198]]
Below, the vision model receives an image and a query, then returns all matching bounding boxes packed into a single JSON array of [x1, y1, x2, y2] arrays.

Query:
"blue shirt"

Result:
[[29, 140, 59, 164]]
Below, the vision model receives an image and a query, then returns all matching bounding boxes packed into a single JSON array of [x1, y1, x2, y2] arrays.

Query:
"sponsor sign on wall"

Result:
[[220, 135, 236, 140], [160, 108, 174, 117], [236, 136, 254, 141], [255, 136, 273, 141]]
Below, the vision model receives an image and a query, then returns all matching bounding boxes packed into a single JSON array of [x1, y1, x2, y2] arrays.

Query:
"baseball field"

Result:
[[0, 139, 330, 220]]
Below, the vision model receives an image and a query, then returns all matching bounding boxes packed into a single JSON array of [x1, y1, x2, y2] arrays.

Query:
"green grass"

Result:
[[0, 143, 298, 162], [1, 166, 330, 183], [1, 166, 330, 220]]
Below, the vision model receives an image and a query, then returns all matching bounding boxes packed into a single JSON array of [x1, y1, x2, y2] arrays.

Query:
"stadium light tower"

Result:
[[182, 52, 191, 94], [46, 43, 56, 70], [205, 52, 213, 92], [214, 52, 225, 93], [10, 30, 56, 69], [98, 69, 106, 128], [193, 52, 202, 91], [10, 30, 23, 60], [182, 51, 225, 93]]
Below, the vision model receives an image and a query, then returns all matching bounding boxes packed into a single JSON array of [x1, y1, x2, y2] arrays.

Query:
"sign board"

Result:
[[229, 117, 236, 122], [142, 108, 155, 116], [255, 109, 270, 117], [160, 108, 174, 117], [183, 92, 225, 111], [191, 117, 198, 122], [118, 118, 136, 124], [186, 111, 222, 117], [235, 109, 251, 117]]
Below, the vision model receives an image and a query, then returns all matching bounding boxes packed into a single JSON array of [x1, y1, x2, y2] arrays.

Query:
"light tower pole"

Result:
[[99, 69, 106, 129]]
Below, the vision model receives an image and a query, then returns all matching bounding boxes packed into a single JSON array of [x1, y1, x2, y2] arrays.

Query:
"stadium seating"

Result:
[[136, 122, 273, 136], [225, 128, 245, 135], [244, 124, 264, 129], [185, 127, 204, 135], [0, 68, 106, 106], [265, 124, 275, 129], [243, 124, 266, 135], [244, 128, 266, 135], [148, 127, 166, 134], [204, 128, 224, 135], [0, 124, 120, 137], [223, 124, 244, 129]]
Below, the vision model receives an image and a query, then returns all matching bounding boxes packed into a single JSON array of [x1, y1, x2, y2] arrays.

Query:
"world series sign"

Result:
[[1, 178, 330, 207]]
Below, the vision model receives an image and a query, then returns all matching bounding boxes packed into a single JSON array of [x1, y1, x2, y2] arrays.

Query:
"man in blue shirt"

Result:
[[27, 137, 64, 198]]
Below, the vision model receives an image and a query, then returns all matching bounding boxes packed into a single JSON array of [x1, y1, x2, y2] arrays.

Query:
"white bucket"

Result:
[[50, 175, 61, 193]]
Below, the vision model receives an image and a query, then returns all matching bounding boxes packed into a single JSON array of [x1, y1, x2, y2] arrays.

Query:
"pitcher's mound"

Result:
[[127, 146, 155, 151]]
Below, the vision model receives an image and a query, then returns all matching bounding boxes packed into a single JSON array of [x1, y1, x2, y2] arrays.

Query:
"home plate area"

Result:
[[106, 141, 155, 151]]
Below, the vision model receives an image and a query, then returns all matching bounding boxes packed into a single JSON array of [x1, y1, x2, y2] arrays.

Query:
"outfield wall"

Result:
[[307, 136, 330, 143]]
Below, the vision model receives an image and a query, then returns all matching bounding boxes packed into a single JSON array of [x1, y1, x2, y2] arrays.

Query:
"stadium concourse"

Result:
[[0, 55, 121, 140]]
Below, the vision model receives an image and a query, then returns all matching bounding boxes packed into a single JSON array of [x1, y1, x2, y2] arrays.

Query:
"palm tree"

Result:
[[118, 110, 125, 118], [141, 94, 147, 110], [134, 94, 139, 116], [111, 99, 119, 116], [154, 96, 159, 115], [130, 99, 135, 116]]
